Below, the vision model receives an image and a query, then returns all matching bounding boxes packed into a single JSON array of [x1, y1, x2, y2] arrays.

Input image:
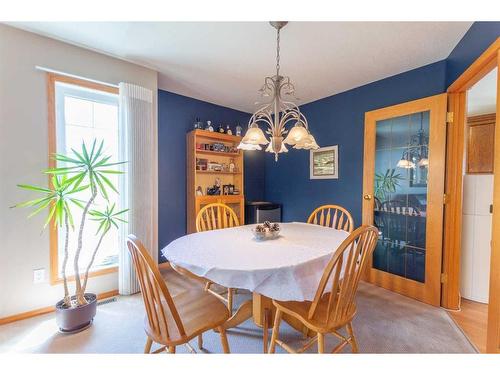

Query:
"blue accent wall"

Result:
[[264, 61, 448, 226], [158, 21, 499, 259], [446, 22, 500, 88], [158, 90, 264, 257]]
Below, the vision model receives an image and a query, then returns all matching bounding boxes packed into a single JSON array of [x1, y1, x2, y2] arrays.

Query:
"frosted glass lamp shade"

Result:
[[241, 125, 268, 145], [417, 158, 429, 167], [237, 142, 262, 151], [397, 158, 415, 169], [294, 134, 319, 150], [283, 124, 309, 145]]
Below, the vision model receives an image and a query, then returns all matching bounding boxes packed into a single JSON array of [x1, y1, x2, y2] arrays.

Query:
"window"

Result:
[[48, 74, 120, 284]]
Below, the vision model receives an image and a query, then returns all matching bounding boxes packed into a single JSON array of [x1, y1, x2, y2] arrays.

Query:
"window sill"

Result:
[[50, 266, 118, 286]]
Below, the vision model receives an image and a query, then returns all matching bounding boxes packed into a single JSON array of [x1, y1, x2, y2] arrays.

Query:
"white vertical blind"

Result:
[[118, 82, 155, 295]]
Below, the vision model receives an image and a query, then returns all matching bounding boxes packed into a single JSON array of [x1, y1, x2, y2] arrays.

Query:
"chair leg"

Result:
[[219, 326, 230, 353], [317, 333, 325, 354], [227, 288, 234, 313], [204, 281, 212, 292], [198, 334, 203, 350], [144, 337, 153, 354], [346, 322, 359, 353], [168, 346, 176, 353], [268, 309, 283, 354]]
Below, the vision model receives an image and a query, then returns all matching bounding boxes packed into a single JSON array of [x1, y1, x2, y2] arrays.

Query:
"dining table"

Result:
[[161, 222, 350, 353]]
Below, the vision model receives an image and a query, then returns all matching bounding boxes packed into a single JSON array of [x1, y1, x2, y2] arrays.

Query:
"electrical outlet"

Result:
[[33, 268, 45, 284]]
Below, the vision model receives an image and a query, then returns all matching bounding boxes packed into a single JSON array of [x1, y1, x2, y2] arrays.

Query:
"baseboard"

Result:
[[0, 289, 119, 326]]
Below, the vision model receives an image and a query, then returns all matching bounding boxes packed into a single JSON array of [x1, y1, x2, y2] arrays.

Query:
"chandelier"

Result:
[[396, 114, 429, 169], [238, 21, 319, 161]]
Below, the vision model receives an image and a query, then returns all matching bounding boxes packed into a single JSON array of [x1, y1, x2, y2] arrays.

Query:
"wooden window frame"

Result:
[[47, 73, 119, 285]]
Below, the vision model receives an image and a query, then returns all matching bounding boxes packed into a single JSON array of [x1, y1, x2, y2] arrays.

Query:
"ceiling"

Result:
[[8, 22, 472, 112], [467, 68, 497, 116]]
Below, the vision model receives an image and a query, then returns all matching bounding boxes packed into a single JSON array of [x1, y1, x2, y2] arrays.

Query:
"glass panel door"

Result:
[[363, 94, 447, 306], [373, 112, 429, 283]]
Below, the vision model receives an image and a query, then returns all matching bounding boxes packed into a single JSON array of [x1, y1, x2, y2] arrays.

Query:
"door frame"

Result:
[[443, 37, 500, 353], [362, 93, 447, 307]]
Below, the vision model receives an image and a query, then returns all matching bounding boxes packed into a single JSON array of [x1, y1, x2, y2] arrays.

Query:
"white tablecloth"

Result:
[[161, 222, 349, 301]]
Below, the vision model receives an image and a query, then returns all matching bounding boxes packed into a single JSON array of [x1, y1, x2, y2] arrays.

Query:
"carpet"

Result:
[[0, 270, 475, 354]]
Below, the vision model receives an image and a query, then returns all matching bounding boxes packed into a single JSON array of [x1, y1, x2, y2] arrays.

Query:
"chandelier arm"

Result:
[[248, 102, 273, 124], [278, 110, 300, 131], [251, 110, 275, 130]]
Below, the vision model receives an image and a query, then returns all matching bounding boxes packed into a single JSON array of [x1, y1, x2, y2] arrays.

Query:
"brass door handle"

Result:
[[363, 194, 372, 200]]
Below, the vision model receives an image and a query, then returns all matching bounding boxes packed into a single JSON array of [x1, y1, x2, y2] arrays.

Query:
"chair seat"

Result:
[[145, 287, 230, 346], [273, 294, 356, 333]]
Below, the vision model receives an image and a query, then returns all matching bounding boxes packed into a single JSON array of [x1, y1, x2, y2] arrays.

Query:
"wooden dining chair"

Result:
[[195, 203, 240, 313], [268, 225, 379, 354], [307, 204, 354, 233], [126, 235, 231, 354]]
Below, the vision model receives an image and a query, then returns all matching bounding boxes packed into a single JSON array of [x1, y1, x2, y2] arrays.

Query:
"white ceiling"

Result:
[[8, 22, 472, 112], [467, 68, 497, 116]]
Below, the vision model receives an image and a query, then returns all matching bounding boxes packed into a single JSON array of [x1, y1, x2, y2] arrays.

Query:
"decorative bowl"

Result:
[[252, 228, 280, 241]]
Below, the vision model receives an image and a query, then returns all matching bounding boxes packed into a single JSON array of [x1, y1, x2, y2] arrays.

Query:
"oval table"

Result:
[[161, 222, 349, 352]]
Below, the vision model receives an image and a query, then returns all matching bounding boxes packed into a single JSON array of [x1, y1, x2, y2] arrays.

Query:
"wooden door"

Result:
[[487, 50, 500, 353], [362, 94, 447, 306]]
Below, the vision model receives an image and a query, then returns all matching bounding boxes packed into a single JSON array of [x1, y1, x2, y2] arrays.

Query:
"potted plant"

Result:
[[374, 168, 404, 202], [13, 140, 127, 333]]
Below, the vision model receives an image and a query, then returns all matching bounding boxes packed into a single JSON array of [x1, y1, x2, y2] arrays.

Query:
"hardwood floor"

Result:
[[448, 298, 488, 353]]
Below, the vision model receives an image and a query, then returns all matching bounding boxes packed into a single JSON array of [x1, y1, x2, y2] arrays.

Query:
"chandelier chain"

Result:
[[276, 27, 280, 77]]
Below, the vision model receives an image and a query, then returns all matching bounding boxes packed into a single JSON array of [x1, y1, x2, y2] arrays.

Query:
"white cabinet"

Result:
[[460, 174, 493, 303]]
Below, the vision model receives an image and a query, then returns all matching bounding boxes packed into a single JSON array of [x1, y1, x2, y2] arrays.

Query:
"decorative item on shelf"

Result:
[[207, 162, 222, 172], [222, 184, 235, 195], [205, 120, 214, 132], [229, 158, 236, 173], [236, 124, 242, 136], [196, 158, 208, 171], [238, 22, 319, 161], [206, 177, 222, 195], [212, 142, 225, 152], [226, 125, 233, 135], [232, 188, 240, 195], [252, 221, 280, 241], [218, 124, 225, 133], [196, 186, 203, 196], [193, 117, 203, 130], [221, 163, 229, 172]]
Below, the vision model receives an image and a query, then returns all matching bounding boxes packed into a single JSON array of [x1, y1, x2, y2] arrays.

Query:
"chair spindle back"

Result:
[[126, 235, 186, 341], [308, 225, 379, 326], [196, 203, 240, 232], [307, 205, 354, 232]]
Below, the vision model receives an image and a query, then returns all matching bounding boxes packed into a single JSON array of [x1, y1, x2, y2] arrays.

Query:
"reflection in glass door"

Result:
[[373, 112, 429, 283], [363, 94, 447, 306]]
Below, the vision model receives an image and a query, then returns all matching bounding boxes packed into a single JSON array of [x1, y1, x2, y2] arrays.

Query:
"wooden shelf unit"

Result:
[[187, 129, 245, 233]]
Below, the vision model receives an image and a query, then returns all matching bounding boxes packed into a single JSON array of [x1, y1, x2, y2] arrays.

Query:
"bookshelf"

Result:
[[186, 129, 245, 233]]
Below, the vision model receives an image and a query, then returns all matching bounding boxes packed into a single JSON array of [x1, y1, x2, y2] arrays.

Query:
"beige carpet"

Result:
[[0, 269, 475, 354]]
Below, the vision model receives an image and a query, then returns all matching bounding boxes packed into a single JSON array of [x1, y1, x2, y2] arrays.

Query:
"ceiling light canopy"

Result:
[[238, 21, 319, 161]]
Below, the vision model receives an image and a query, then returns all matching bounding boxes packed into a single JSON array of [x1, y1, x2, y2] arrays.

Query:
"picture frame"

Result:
[[310, 145, 338, 180]]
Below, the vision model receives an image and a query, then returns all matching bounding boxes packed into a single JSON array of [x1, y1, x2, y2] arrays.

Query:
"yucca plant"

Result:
[[374, 168, 404, 201], [13, 140, 127, 308]]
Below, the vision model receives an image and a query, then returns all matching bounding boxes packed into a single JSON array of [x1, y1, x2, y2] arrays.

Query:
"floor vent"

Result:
[[97, 297, 117, 306]]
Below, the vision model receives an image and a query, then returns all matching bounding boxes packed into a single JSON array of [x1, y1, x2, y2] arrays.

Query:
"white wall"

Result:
[[0, 24, 158, 318], [460, 174, 493, 303]]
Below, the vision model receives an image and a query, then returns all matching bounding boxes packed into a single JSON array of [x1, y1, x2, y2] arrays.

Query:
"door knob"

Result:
[[363, 194, 372, 200]]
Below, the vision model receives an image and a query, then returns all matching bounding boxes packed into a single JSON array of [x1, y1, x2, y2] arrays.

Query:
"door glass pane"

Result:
[[373, 111, 429, 283]]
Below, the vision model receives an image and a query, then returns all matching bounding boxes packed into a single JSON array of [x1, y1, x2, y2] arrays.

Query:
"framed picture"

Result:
[[310, 145, 338, 179]]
